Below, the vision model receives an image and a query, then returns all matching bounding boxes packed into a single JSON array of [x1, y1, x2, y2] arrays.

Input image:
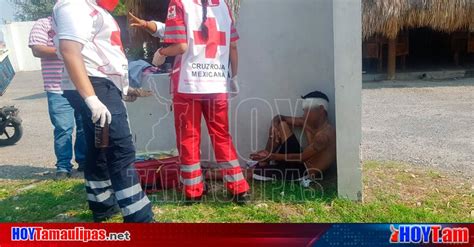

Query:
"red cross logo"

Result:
[[193, 18, 226, 59], [110, 30, 124, 52]]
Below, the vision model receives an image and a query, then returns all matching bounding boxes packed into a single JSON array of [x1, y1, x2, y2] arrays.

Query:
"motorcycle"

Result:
[[0, 105, 23, 146]]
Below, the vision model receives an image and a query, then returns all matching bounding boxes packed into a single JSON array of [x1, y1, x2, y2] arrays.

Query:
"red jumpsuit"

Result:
[[164, 0, 249, 199]]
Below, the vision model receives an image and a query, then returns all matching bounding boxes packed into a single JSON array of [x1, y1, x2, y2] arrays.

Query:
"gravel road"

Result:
[[362, 79, 473, 178], [0, 71, 472, 179]]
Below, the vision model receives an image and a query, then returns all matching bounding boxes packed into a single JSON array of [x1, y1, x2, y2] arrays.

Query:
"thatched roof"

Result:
[[125, 0, 473, 43], [363, 0, 474, 40]]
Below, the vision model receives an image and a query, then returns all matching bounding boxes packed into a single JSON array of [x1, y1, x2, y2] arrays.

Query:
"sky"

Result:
[[0, 0, 15, 42], [0, 0, 15, 22]]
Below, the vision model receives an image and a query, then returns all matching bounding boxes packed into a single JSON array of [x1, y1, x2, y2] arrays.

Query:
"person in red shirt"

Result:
[[157, 0, 249, 204]]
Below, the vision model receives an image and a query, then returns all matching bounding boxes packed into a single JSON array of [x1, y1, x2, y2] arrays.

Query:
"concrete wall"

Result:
[[232, 0, 335, 158], [333, 0, 363, 200], [234, 0, 362, 200], [1, 22, 41, 72]]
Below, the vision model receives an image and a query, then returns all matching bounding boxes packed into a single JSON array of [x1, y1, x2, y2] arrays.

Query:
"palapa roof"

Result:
[[363, 0, 474, 40]]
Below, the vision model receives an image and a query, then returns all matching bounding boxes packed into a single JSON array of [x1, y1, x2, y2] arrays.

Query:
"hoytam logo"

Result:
[[11, 227, 131, 242], [390, 224, 469, 244]]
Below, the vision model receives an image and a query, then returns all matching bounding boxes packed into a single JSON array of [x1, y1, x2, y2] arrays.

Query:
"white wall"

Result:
[[2, 22, 41, 72], [231, 0, 335, 158], [233, 0, 362, 200]]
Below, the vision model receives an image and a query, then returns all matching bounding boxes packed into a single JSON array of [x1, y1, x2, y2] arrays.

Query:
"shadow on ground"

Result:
[[363, 79, 474, 90], [0, 165, 84, 180], [151, 168, 338, 206], [14, 92, 46, 101]]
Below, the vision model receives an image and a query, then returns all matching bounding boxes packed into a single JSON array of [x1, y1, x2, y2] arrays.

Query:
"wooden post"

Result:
[[387, 37, 397, 80]]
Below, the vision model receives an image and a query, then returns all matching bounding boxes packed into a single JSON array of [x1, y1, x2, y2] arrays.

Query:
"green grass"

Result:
[[0, 161, 472, 223]]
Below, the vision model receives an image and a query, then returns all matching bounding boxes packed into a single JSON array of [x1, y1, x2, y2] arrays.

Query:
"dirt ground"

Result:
[[0, 71, 473, 179]]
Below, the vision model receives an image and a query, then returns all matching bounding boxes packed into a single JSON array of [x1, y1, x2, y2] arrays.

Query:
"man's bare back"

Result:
[[303, 121, 337, 172]]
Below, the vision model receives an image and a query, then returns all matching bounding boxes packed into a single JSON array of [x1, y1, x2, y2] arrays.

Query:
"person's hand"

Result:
[[128, 87, 154, 97], [250, 150, 271, 161], [152, 48, 166, 66], [128, 12, 147, 29], [229, 75, 240, 98], [124, 88, 154, 102], [84, 95, 112, 127]]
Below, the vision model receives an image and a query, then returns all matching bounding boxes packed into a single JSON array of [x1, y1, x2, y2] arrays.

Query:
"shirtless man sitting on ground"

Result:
[[249, 91, 336, 181]]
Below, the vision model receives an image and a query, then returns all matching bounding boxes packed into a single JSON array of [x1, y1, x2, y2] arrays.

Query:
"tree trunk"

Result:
[[387, 38, 397, 80]]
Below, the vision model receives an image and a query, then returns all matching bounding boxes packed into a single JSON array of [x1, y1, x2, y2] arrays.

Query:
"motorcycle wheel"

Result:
[[0, 122, 23, 146]]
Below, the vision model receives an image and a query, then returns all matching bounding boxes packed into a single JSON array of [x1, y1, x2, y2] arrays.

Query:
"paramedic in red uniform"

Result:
[[156, 0, 249, 203]]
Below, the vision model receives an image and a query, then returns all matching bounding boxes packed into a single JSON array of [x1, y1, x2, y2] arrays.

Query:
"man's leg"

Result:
[[273, 121, 297, 152], [253, 121, 305, 181], [63, 90, 87, 171], [202, 95, 249, 196], [74, 109, 87, 170], [47, 92, 74, 175], [173, 93, 204, 199], [92, 78, 153, 223], [77, 93, 118, 222]]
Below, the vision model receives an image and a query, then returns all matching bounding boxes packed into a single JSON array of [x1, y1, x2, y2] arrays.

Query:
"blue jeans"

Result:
[[47, 92, 86, 173]]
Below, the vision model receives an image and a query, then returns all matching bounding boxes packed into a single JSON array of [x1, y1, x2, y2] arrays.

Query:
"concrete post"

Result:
[[332, 0, 363, 201]]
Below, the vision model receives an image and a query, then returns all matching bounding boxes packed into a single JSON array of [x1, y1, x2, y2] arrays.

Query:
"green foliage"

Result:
[[10, 0, 56, 21], [113, 0, 127, 16]]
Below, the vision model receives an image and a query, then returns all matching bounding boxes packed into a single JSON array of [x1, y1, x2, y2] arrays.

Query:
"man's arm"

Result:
[[59, 40, 95, 98], [230, 41, 238, 77], [270, 132, 330, 162], [28, 19, 57, 59], [160, 43, 188, 57], [270, 149, 316, 163], [162, 0, 187, 55], [60, 39, 111, 127], [30, 45, 58, 59], [128, 12, 165, 38], [274, 115, 305, 127]]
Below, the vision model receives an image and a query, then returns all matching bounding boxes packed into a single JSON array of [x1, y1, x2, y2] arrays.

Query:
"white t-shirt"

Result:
[[53, 0, 129, 94], [151, 21, 165, 38]]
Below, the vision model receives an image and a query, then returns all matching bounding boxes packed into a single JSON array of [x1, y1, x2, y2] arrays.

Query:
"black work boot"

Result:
[[183, 196, 203, 206], [54, 171, 71, 180], [77, 164, 85, 172], [93, 205, 121, 223], [232, 192, 250, 206]]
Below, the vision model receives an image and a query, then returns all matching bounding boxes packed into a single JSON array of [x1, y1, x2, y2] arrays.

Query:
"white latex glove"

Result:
[[229, 75, 240, 98], [152, 48, 166, 66], [84, 95, 112, 127]]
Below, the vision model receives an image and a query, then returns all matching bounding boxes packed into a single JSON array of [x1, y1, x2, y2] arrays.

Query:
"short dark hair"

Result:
[[301, 91, 329, 102]]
